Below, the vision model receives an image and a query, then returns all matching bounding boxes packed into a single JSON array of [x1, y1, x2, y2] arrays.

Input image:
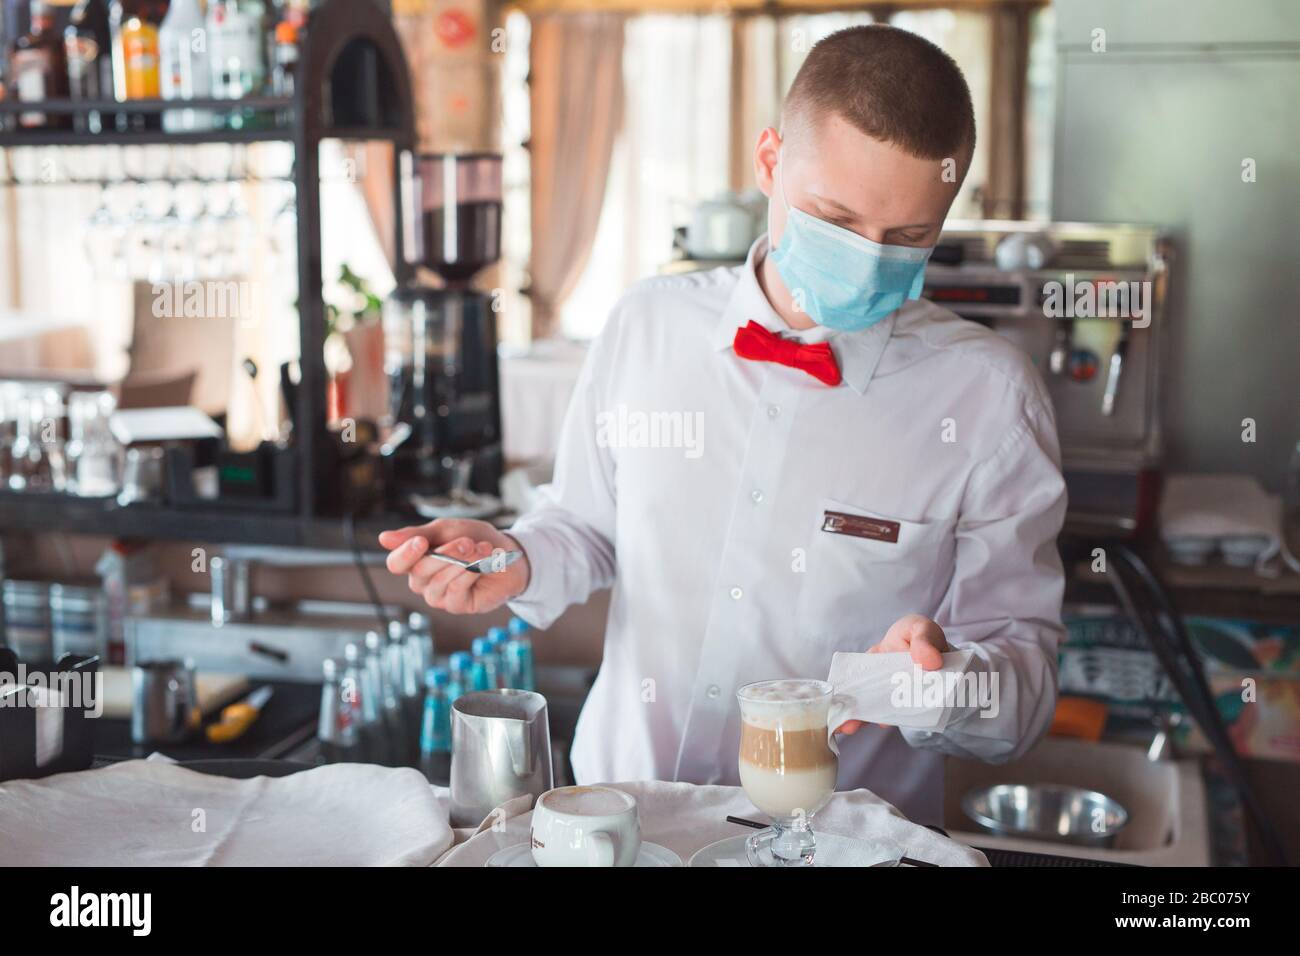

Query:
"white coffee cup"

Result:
[[530, 786, 641, 867]]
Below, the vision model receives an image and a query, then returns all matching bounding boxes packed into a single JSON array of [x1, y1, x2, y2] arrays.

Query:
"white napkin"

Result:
[[826, 650, 975, 752], [812, 834, 908, 867], [0, 760, 452, 866], [435, 781, 988, 867]]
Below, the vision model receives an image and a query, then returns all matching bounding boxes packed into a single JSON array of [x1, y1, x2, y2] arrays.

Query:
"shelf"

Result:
[[0, 495, 307, 547], [0, 99, 409, 148], [0, 0, 419, 546], [0, 97, 294, 115], [0, 127, 295, 148], [0, 493, 428, 552]]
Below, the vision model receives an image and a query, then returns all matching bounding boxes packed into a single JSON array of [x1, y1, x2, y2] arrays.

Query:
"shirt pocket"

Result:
[[796, 496, 957, 647]]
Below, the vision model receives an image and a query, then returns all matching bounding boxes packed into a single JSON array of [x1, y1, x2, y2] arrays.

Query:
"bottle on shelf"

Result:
[[503, 616, 535, 690], [468, 658, 490, 693], [64, 0, 115, 134], [485, 624, 509, 685], [9, 0, 69, 130], [400, 613, 434, 761], [404, 612, 435, 679], [345, 640, 382, 764], [503, 636, 535, 692], [109, 0, 164, 131], [418, 666, 452, 785], [364, 629, 404, 765], [208, 0, 265, 129], [445, 656, 465, 707], [318, 656, 359, 764], [158, 0, 212, 132], [269, 14, 295, 122], [384, 618, 416, 761], [470, 635, 500, 690], [419, 667, 452, 754], [448, 649, 473, 698]]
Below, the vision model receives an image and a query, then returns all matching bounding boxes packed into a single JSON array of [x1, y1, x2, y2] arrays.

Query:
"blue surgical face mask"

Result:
[[770, 156, 933, 332]]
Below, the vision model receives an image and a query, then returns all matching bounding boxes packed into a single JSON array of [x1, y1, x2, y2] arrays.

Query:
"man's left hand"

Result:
[[836, 614, 950, 735]]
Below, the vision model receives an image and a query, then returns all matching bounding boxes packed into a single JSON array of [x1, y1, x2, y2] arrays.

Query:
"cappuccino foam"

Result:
[[737, 679, 832, 731], [541, 786, 633, 817]]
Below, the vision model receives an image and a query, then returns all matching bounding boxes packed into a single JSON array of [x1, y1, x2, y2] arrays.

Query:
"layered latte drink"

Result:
[[737, 679, 837, 821]]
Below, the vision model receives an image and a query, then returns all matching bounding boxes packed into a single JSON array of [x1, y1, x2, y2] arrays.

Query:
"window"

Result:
[[889, 9, 991, 221], [561, 14, 733, 340], [499, 10, 533, 348], [1023, 4, 1057, 221]]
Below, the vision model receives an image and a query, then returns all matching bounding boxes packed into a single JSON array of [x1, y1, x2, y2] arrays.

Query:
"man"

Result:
[[381, 25, 1066, 823]]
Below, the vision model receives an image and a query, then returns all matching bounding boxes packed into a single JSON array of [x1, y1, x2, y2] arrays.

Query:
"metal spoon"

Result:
[[426, 549, 523, 575]]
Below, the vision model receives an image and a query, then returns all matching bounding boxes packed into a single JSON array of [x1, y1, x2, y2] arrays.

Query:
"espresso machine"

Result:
[[384, 152, 504, 515], [923, 221, 1172, 536]]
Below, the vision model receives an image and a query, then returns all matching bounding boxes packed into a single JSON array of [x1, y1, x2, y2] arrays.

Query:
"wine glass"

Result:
[[736, 679, 838, 866]]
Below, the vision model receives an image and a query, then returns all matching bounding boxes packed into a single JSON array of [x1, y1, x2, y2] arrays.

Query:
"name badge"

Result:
[[821, 510, 900, 543]]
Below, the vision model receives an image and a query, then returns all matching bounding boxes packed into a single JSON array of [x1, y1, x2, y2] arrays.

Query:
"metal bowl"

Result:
[[961, 783, 1129, 848]]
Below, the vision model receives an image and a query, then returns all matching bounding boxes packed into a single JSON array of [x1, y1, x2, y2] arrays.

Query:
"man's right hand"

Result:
[[378, 519, 532, 615]]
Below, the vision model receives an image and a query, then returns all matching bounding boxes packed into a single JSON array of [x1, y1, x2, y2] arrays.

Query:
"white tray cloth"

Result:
[[435, 780, 988, 867], [0, 760, 452, 867]]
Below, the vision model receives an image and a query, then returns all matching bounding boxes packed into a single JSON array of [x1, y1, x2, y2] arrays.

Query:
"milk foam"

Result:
[[737, 679, 832, 731], [541, 786, 633, 817]]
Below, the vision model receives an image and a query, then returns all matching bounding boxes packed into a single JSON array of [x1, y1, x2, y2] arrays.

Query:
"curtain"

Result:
[[527, 12, 626, 339], [559, 13, 728, 339], [984, 3, 1032, 220], [351, 142, 398, 269]]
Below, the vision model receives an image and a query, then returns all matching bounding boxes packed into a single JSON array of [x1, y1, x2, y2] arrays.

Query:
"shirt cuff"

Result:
[[503, 522, 559, 629]]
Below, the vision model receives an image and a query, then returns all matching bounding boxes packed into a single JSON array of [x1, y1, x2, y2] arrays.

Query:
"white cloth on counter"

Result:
[[826, 650, 975, 752], [1159, 472, 1292, 575], [435, 780, 988, 867], [499, 338, 589, 464], [506, 234, 1067, 824], [0, 761, 452, 867]]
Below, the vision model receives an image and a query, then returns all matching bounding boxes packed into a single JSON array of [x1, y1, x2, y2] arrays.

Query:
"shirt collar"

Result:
[[712, 235, 896, 395]]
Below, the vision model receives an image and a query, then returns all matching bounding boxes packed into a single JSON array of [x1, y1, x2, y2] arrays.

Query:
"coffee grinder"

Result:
[[384, 152, 504, 515]]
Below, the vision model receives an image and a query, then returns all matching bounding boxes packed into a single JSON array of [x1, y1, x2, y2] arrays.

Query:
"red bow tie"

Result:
[[732, 321, 842, 387]]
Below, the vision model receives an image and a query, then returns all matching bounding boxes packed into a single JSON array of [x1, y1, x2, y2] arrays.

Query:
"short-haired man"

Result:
[[381, 25, 1066, 823]]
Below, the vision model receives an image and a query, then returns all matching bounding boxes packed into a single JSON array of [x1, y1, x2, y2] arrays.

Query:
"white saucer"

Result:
[[410, 491, 502, 520], [688, 833, 902, 867], [486, 842, 682, 868]]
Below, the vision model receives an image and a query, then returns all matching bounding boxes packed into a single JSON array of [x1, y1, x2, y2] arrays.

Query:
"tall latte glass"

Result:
[[737, 679, 837, 866]]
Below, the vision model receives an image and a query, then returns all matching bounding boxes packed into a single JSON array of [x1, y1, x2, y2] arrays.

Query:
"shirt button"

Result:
[[751, 489, 764, 504], [767, 405, 780, 419], [730, 586, 743, 600], [707, 685, 720, 699]]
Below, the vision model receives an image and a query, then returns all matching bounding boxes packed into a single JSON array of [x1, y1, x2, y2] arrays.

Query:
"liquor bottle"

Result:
[[9, 1, 69, 130], [64, 0, 114, 133], [1, 0, 32, 130], [158, 0, 210, 131], [109, 0, 163, 130], [208, 0, 264, 128], [269, 16, 295, 99]]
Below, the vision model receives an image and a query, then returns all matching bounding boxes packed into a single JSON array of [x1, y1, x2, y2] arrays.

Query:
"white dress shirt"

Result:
[[508, 237, 1067, 824]]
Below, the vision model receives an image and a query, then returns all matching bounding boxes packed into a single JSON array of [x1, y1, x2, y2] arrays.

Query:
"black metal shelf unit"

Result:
[[0, 0, 415, 548]]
